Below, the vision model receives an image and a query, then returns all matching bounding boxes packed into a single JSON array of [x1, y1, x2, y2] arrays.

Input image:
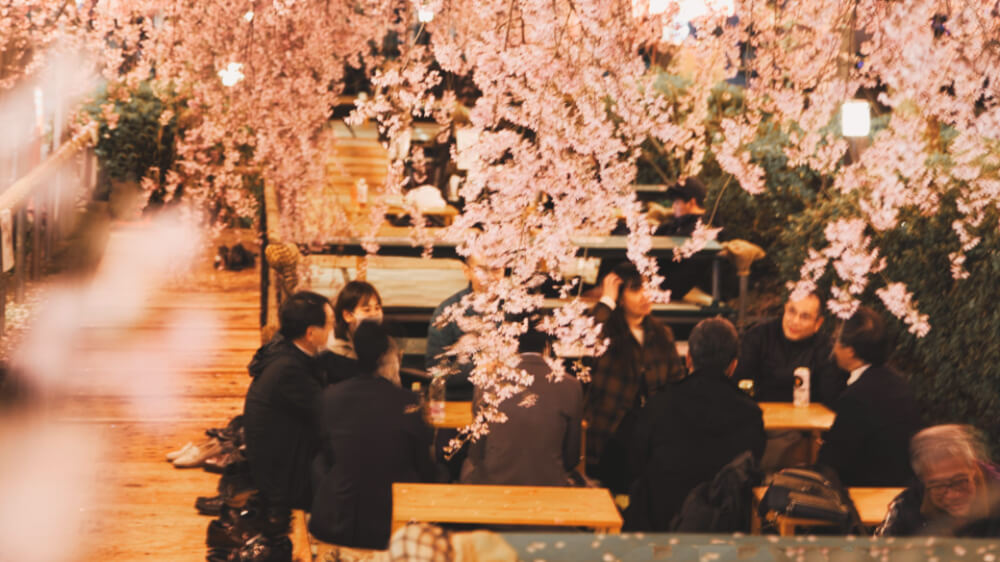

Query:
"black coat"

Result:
[[308, 376, 437, 550], [732, 318, 846, 406], [624, 368, 766, 532], [818, 365, 923, 487], [243, 335, 325, 509]]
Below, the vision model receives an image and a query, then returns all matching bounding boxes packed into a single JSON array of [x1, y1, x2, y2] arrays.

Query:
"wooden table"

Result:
[[758, 402, 835, 463], [434, 401, 474, 429], [392, 483, 623, 533], [752, 486, 902, 536]]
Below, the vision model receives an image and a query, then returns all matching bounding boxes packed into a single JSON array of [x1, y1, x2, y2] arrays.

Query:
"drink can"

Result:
[[793, 367, 810, 407]]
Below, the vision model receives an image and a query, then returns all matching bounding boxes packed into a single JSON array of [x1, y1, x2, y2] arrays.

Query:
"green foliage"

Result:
[[635, 73, 1000, 448], [85, 81, 177, 183]]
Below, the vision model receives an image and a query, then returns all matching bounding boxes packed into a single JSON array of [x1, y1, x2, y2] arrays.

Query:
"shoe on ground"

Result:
[[196, 495, 226, 516], [174, 439, 225, 468], [166, 441, 196, 462]]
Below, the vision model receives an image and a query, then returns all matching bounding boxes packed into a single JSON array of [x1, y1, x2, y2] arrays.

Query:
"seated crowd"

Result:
[[240, 262, 999, 552]]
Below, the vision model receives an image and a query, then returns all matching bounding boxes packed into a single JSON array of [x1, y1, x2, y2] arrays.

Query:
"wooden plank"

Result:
[[392, 483, 623, 532]]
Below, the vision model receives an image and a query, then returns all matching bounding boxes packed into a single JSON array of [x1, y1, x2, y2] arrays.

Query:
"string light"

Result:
[[417, 6, 434, 23], [841, 100, 871, 137], [243, 11, 254, 22]]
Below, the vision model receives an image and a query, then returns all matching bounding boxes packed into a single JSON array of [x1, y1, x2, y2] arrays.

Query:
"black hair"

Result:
[[333, 281, 382, 340], [518, 318, 552, 354], [688, 317, 739, 373], [610, 261, 643, 303], [353, 320, 392, 375], [278, 291, 330, 340], [839, 305, 888, 366]]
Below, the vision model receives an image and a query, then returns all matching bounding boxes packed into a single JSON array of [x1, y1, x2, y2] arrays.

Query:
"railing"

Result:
[[0, 122, 98, 336]]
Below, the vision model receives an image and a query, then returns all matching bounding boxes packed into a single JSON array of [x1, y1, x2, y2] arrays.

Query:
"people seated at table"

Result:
[[586, 262, 685, 493], [818, 305, 923, 487], [309, 321, 438, 550], [624, 317, 765, 531], [460, 325, 583, 487], [425, 254, 502, 400], [243, 290, 332, 510], [734, 292, 846, 405], [318, 280, 383, 385], [734, 292, 847, 470], [877, 424, 1000, 537]]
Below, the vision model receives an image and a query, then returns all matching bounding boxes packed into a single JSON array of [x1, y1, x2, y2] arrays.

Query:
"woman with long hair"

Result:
[[586, 261, 684, 493], [318, 280, 384, 384]]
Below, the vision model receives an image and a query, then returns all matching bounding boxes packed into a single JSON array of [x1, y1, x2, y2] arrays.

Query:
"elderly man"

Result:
[[877, 424, 1000, 537], [734, 292, 846, 405], [625, 317, 765, 531], [818, 305, 923, 486]]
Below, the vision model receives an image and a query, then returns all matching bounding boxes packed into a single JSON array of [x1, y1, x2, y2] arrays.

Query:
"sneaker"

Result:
[[174, 439, 225, 468], [166, 441, 196, 462]]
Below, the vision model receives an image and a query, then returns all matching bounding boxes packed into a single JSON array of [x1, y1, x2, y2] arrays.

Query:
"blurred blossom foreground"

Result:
[[0, 217, 221, 561]]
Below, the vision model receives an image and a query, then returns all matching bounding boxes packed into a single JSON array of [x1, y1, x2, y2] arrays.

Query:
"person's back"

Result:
[[819, 364, 922, 486], [309, 322, 437, 550], [819, 306, 923, 487], [625, 318, 765, 531], [461, 352, 583, 487], [243, 291, 332, 510]]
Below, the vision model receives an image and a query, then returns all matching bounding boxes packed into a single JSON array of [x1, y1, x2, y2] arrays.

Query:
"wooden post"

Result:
[[15, 205, 25, 302], [31, 194, 41, 280]]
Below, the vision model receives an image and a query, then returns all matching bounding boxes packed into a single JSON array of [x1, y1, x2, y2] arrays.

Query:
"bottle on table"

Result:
[[793, 366, 810, 408], [428, 374, 446, 424]]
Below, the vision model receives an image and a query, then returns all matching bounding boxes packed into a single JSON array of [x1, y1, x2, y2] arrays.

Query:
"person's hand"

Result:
[[601, 272, 622, 302]]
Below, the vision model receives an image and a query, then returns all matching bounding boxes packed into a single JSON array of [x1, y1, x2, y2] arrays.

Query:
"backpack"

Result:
[[758, 466, 867, 534]]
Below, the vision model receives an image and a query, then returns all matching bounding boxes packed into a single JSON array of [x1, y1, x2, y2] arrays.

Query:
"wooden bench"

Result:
[[392, 482, 623, 533], [752, 487, 902, 536]]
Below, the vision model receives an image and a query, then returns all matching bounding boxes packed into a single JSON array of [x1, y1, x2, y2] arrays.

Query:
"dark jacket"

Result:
[[308, 376, 437, 550], [624, 368, 766, 532], [461, 353, 583, 487], [877, 463, 1000, 537], [425, 286, 475, 399], [585, 301, 684, 467], [733, 318, 846, 406], [317, 338, 360, 385], [243, 335, 325, 509], [817, 365, 923, 487]]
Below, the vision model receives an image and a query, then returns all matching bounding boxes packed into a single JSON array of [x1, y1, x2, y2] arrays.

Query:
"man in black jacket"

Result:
[[625, 317, 765, 532], [733, 292, 846, 406], [243, 291, 333, 510], [818, 305, 923, 486]]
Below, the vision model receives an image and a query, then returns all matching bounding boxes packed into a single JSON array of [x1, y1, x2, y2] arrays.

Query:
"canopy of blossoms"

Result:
[[4, 0, 999, 443]]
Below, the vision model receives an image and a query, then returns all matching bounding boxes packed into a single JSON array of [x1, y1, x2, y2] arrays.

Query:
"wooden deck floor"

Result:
[[64, 262, 261, 561]]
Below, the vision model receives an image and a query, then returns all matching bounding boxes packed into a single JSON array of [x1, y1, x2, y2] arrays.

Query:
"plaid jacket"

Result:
[[585, 302, 684, 465]]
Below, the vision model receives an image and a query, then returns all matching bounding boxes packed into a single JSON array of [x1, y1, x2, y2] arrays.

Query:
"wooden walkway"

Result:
[[64, 257, 260, 560]]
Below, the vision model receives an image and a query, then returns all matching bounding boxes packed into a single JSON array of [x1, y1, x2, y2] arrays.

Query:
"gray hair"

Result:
[[910, 424, 989, 480]]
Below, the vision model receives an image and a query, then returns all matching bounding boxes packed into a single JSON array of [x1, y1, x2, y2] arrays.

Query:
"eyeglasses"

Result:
[[925, 475, 973, 498]]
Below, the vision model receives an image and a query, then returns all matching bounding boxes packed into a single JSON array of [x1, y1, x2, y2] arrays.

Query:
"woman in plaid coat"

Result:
[[585, 262, 685, 492]]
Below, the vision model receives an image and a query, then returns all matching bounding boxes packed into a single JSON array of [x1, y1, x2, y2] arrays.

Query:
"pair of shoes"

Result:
[[167, 441, 197, 462], [174, 438, 226, 468], [206, 519, 247, 549]]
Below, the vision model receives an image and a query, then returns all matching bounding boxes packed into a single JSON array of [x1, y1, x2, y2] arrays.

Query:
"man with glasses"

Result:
[[877, 425, 1000, 537], [818, 305, 923, 486]]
